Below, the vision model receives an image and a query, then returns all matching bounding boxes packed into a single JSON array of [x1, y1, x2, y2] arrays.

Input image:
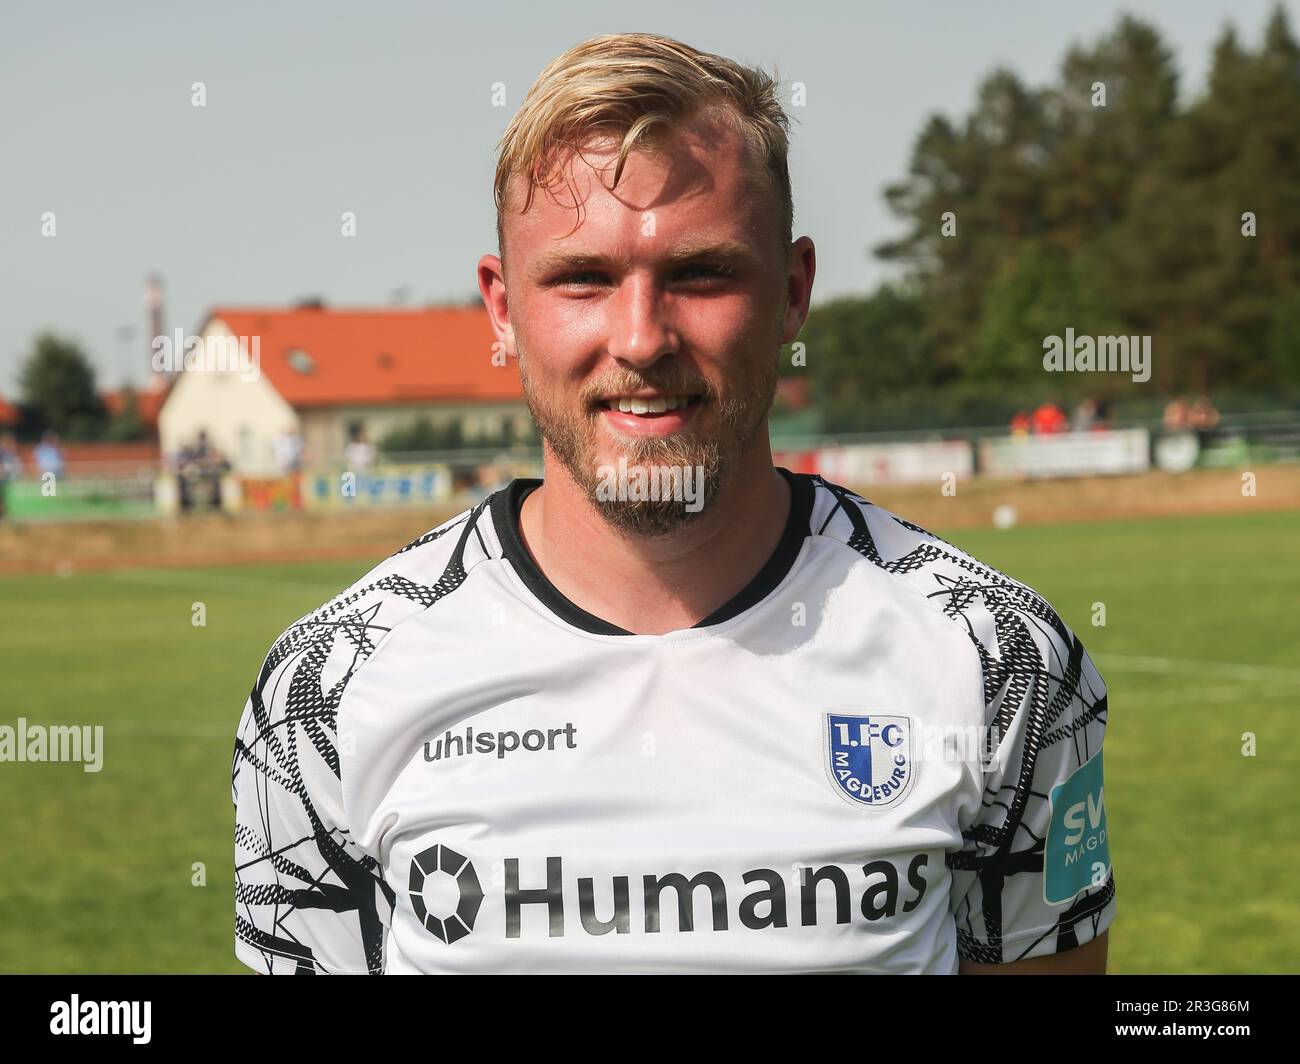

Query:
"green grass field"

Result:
[[0, 509, 1297, 973]]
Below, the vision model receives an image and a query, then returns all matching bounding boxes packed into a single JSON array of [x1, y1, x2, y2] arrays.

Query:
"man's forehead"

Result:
[[502, 111, 771, 260]]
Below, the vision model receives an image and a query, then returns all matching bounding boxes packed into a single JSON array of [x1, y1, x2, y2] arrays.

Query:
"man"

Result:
[[274, 429, 305, 475], [32, 430, 64, 478], [344, 425, 376, 476], [233, 32, 1114, 974], [0, 432, 21, 520]]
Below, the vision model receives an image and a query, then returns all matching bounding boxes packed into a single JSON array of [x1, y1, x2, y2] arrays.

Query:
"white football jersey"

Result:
[[232, 468, 1115, 973]]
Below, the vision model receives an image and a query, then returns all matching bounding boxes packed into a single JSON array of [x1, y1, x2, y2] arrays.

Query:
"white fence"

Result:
[[978, 430, 1151, 479]]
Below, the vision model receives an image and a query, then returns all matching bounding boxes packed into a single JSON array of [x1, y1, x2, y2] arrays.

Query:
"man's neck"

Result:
[[517, 447, 792, 637]]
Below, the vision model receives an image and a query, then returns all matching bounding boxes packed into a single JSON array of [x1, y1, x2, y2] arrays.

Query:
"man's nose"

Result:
[[606, 273, 679, 367]]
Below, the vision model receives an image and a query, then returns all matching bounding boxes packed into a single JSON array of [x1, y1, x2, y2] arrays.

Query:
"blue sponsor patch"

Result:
[[1044, 750, 1110, 905], [824, 714, 914, 809]]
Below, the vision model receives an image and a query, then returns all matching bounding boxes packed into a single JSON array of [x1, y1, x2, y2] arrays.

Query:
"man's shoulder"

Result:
[[804, 473, 1074, 643], [804, 473, 1107, 725], [255, 497, 498, 682]]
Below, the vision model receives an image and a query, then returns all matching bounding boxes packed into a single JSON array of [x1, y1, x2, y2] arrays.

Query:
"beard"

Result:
[[518, 347, 778, 538]]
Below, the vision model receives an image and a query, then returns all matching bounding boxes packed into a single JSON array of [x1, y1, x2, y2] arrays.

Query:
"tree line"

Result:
[[14, 8, 1300, 441], [7, 333, 148, 442], [797, 6, 1300, 432]]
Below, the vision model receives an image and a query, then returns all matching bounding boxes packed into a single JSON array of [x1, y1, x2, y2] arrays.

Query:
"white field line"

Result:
[[110, 721, 235, 738], [3, 719, 235, 739], [99, 568, 338, 596], [1113, 686, 1256, 707], [1095, 653, 1300, 686]]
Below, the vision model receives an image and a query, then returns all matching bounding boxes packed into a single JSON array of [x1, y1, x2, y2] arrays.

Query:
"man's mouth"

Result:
[[597, 394, 704, 417], [594, 394, 705, 436]]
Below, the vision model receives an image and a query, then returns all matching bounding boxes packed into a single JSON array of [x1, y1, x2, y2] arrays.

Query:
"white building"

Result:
[[158, 304, 529, 474]]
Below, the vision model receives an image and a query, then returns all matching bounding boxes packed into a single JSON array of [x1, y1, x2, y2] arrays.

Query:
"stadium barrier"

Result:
[[775, 440, 974, 485], [4, 412, 1298, 525], [300, 464, 455, 510], [978, 429, 1151, 479]]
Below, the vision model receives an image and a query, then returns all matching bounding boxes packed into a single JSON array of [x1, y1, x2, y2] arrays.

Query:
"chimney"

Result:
[[145, 274, 166, 392]]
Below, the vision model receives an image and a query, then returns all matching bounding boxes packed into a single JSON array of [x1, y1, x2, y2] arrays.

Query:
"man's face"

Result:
[[488, 107, 794, 537]]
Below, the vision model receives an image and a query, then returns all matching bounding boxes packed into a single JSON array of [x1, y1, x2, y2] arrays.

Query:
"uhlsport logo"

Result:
[[824, 713, 915, 808]]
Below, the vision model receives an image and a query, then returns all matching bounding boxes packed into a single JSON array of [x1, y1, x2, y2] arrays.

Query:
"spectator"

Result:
[[1188, 394, 1221, 450], [1009, 410, 1032, 437], [1092, 398, 1114, 431], [1188, 394, 1220, 431], [193, 428, 214, 460], [0, 432, 21, 480], [1031, 400, 1068, 435], [0, 432, 22, 522], [344, 426, 376, 474], [32, 430, 65, 477], [468, 460, 511, 501], [1071, 398, 1097, 432], [177, 429, 230, 511], [1163, 396, 1190, 431], [275, 429, 305, 474]]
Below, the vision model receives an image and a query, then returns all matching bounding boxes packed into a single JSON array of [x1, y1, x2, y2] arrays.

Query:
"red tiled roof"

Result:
[[205, 306, 523, 408], [102, 385, 168, 427]]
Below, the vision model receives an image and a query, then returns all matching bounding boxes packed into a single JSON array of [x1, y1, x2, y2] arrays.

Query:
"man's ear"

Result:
[[780, 236, 816, 346], [477, 253, 517, 360]]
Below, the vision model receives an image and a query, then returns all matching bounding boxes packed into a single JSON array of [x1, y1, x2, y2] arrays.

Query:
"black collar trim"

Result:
[[490, 466, 814, 636]]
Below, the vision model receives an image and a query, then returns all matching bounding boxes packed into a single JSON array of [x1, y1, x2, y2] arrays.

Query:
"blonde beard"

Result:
[[518, 356, 776, 538]]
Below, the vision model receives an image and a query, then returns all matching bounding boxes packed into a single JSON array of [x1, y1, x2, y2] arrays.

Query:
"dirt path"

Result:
[[1, 467, 1295, 575]]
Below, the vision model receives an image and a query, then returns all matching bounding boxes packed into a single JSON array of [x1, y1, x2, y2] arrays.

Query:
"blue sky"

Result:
[[1, 0, 1294, 394]]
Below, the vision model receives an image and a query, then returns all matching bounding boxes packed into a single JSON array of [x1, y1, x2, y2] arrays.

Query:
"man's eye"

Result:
[[678, 265, 734, 280], [552, 265, 735, 288], [558, 271, 606, 286]]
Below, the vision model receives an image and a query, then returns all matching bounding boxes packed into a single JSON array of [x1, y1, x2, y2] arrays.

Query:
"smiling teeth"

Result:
[[612, 396, 691, 414]]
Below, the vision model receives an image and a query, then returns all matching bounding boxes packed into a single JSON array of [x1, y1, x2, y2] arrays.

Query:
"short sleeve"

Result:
[[947, 600, 1116, 964], [232, 612, 395, 974]]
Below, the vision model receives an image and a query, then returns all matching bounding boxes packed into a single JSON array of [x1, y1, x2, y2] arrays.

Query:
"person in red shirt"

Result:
[[1032, 401, 1068, 435]]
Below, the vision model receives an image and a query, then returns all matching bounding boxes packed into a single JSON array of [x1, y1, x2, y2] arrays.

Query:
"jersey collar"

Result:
[[490, 466, 814, 636]]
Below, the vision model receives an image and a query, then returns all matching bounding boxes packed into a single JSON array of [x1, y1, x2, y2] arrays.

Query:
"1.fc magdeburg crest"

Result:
[[824, 714, 915, 809]]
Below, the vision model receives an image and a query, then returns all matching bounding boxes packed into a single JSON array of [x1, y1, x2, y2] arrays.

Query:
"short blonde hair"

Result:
[[494, 33, 793, 260]]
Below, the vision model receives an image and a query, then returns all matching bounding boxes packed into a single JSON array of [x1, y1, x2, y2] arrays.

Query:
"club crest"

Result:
[[824, 714, 915, 809]]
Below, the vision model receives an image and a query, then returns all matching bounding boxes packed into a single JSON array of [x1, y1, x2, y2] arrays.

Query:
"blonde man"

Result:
[[233, 33, 1114, 974]]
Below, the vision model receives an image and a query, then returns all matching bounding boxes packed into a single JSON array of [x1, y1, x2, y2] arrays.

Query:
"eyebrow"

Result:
[[527, 240, 760, 280]]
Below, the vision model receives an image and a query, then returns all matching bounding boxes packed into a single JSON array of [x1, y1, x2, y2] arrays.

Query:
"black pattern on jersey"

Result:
[[812, 475, 1114, 964], [232, 503, 487, 974]]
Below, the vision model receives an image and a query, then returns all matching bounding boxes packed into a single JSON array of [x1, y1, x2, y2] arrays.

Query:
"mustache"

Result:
[[580, 370, 716, 407]]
